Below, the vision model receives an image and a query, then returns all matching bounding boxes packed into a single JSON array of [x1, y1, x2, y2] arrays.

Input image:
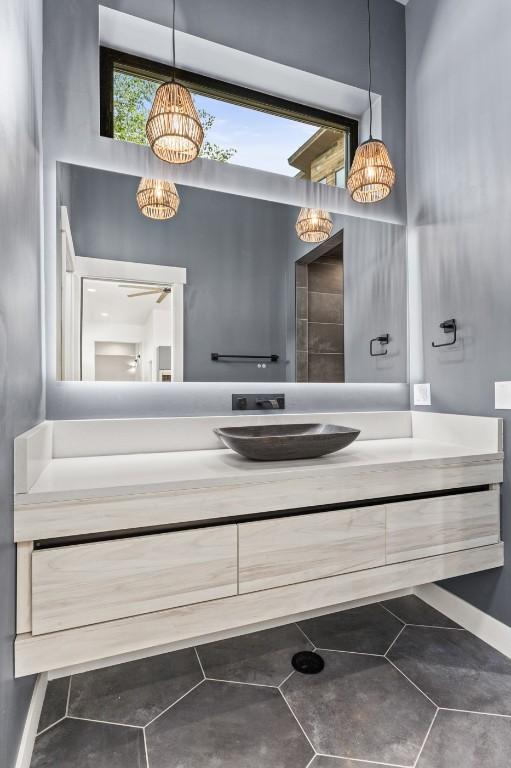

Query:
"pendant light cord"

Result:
[[171, 0, 176, 81], [367, 0, 373, 139]]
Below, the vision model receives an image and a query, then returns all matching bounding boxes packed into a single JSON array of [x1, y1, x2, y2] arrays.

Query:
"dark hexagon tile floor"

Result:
[[197, 624, 312, 685], [388, 625, 511, 714], [417, 709, 511, 768], [68, 647, 203, 726], [298, 603, 403, 654], [31, 598, 511, 768], [30, 718, 146, 768], [145, 679, 314, 768], [37, 677, 70, 734], [281, 650, 435, 764], [310, 758, 392, 768], [382, 595, 461, 628]]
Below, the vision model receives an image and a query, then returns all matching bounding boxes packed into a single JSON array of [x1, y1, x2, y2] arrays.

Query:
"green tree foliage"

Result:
[[113, 72, 236, 162]]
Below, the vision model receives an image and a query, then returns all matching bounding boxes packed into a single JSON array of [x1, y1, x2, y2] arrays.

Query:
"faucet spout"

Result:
[[256, 398, 280, 409]]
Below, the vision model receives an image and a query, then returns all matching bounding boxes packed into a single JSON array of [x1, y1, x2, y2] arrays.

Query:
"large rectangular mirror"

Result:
[[56, 163, 407, 383]]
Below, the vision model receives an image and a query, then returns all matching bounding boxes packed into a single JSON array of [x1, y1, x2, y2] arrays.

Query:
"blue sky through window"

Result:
[[193, 93, 319, 177], [114, 70, 345, 181]]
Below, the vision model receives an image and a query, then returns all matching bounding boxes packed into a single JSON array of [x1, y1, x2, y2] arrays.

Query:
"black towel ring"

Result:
[[370, 334, 390, 357], [432, 319, 456, 348]]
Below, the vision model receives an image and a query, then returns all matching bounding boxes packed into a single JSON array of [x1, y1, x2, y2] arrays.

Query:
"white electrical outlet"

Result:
[[414, 383, 431, 406], [495, 381, 511, 409]]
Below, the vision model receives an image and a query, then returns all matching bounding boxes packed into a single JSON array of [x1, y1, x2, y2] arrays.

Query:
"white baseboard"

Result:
[[414, 584, 511, 659], [14, 673, 47, 768], [49, 587, 413, 679]]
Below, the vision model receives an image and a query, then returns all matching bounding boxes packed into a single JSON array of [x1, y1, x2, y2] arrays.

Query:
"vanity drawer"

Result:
[[386, 489, 500, 564], [31, 525, 237, 635], [238, 506, 386, 594]]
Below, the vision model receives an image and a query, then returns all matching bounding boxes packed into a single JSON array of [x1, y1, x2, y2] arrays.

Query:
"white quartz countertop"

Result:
[[15, 437, 503, 507]]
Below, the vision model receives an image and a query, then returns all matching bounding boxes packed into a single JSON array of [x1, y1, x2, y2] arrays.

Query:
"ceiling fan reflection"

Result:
[[118, 284, 172, 304]]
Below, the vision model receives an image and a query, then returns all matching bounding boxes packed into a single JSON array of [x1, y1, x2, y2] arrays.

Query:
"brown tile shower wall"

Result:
[[295, 254, 344, 383], [295, 264, 309, 382]]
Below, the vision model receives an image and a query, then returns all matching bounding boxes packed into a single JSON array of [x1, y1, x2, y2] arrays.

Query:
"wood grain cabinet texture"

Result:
[[31, 525, 238, 635], [238, 506, 386, 593], [21, 487, 503, 675], [386, 489, 500, 564], [29, 490, 501, 637]]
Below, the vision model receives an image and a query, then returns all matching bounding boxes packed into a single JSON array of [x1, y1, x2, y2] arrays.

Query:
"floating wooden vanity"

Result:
[[13, 411, 504, 677]]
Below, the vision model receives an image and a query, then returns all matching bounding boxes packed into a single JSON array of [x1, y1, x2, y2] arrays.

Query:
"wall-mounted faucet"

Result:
[[232, 394, 285, 410], [256, 398, 281, 409]]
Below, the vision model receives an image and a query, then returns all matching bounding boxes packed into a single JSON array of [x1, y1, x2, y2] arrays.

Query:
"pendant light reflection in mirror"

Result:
[[136, 178, 180, 220], [347, 0, 396, 203], [295, 208, 333, 243]]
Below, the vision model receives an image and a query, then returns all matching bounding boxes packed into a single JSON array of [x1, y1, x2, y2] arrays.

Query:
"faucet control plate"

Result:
[[232, 393, 285, 411]]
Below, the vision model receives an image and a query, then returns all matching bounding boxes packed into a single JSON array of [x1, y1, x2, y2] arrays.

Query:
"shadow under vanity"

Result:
[[14, 410, 503, 677]]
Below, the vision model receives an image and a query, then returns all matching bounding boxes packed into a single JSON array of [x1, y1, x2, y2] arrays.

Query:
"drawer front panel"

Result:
[[32, 525, 237, 635], [386, 490, 500, 564], [238, 506, 386, 594]]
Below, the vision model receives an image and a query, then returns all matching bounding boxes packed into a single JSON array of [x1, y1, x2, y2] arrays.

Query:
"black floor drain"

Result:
[[292, 651, 325, 675]]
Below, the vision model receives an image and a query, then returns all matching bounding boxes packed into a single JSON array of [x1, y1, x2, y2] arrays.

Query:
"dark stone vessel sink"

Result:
[[214, 423, 360, 461]]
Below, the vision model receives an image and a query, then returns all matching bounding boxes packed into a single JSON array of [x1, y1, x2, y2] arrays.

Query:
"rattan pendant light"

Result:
[[347, 0, 396, 203], [146, 0, 204, 164], [295, 207, 333, 243], [136, 178, 180, 220]]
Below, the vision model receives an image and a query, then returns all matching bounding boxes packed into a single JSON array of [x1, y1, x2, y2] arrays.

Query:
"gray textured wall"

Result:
[[0, 0, 43, 765], [407, 0, 511, 625], [64, 166, 291, 381], [345, 218, 407, 383], [288, 215, 408, 383], [63, 165, 408, 385], [43, 0, 409, 419]]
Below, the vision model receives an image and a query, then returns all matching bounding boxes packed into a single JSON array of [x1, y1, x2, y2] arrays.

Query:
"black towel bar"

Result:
[[211, 353, 279, 362]]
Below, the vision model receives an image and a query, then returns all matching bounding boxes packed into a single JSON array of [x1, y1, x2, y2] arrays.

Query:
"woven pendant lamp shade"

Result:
[[295, 208, 333, 243], [136, 178, 180, 220], [347, 138, 396, 203], [146, 81, 204, 164]]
